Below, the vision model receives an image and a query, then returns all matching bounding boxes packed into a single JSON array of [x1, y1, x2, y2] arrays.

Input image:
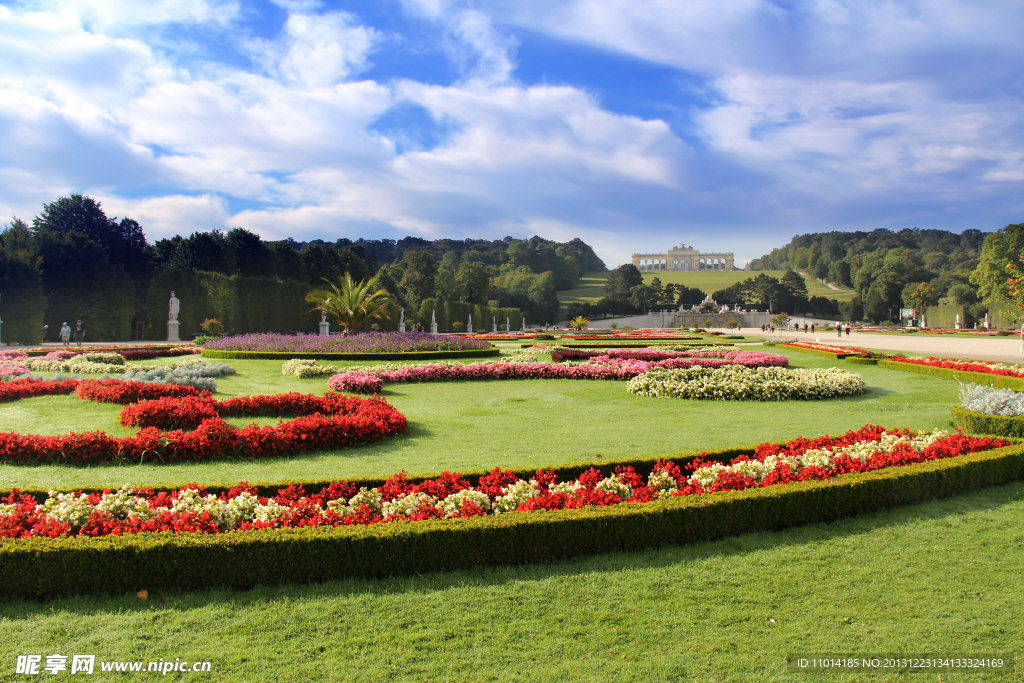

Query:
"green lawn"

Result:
[[2, 482, 1020, 681], [0, 350, 960, 491], [557, 271, 857, 305], [3, 351, 1021, 681]]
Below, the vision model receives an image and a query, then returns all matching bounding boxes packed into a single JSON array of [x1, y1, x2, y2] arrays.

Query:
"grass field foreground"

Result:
[[1, 482, 1020, 681]]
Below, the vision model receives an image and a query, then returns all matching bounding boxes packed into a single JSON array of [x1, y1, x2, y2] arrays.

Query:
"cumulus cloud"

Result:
[[0, 0, 1020, 267]]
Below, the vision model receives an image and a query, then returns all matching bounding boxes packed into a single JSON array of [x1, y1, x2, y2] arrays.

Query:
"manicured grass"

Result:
[[0, 351, 960, 491], [2, 482, 1020, 681], [557, 271, 856, 305]]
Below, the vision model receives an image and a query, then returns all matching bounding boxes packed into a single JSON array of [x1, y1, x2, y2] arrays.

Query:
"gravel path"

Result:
[[749, 330, 1024, 364]]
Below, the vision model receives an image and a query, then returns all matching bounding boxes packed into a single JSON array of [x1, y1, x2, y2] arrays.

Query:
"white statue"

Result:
[[168, 291, 180, 322], [468, 314, 472, 326], [399, 308, 404, 325], [431, 310, 436, 325], [506, 316, 510, 332], [320, 310, 327, 323]]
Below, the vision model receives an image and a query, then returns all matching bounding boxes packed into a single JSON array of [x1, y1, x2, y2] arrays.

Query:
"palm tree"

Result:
[[306, 273, 395, 335]]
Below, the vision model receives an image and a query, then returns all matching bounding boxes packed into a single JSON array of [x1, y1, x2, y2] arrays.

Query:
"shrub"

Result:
[[200, 318, 225, 335], [627, 366, 866, 401]]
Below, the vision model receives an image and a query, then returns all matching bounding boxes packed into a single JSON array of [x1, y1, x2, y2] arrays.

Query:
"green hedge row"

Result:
[[199, 347, 500, 361], [3, 443, 1022, 598], [845, 357, 879, 365], [522, 341, 734, 349], [878, 359, 1024, 391], [780, 344, 861, 360], [951, 406, 1024, 437]]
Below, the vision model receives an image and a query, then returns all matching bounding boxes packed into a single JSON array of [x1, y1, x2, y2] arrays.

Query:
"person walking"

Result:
[[73, 320, 85, 348], [845, 324, 851, 336], [59, 322, 71, 348], [838, 323, 843, 338]]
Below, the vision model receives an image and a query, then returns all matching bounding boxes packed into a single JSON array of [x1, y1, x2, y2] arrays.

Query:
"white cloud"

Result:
[[100, 193, 232, 240]]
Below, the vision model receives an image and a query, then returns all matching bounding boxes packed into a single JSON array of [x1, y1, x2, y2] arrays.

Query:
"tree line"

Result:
[[747, 226, 1024, 323], [0, 194, 606, 342]]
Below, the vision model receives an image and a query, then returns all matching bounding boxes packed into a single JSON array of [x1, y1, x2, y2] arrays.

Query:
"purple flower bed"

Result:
[[203, 332, 491, 353]]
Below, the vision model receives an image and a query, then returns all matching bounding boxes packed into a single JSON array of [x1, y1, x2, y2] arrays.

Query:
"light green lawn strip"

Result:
[[558, 271, 856, 305], [0, 352, 959, 491], [1, 483, 1020, 682]]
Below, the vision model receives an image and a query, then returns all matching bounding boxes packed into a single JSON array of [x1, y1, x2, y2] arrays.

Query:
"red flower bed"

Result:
[[0, 379, 407, 465], [0, 426, 1006, 538], [887, 356, 1024, 378], [0, 378, 80, 403], [74, 379, 205, 404]]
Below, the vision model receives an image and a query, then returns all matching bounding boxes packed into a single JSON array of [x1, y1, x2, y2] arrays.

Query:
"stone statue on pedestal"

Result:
[[505, 316, 510, 332], [167, 291, 181, 341], [430, 309, 437, 334], [399, 308, 405, 332], [168, 292, 180, 322], [491, 316, 497, 333], [467, 313, 473, 333]]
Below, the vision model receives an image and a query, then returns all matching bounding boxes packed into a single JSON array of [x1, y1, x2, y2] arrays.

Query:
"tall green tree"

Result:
[[604, 264, 643, 300], [454, 261, 491, 305], [399, 251, 438, 309], [970, 223, 1024, 302]]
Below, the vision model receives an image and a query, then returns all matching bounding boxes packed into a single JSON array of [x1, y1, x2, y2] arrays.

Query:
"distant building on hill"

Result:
[[631, 244, 735, 271]]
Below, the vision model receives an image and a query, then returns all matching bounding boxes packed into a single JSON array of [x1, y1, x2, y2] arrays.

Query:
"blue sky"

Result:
[[0, 0, 1021, 266]]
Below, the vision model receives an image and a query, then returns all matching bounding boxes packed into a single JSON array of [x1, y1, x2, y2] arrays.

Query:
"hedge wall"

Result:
[[200, 348, 500, 361], [780, 344, 861, 359], [417, 299, 522, 333], [878, 359, 1024, 391], [3, 443, 1022, 598], [951, 406, 1024, 438], [146, 270, 319, 340]]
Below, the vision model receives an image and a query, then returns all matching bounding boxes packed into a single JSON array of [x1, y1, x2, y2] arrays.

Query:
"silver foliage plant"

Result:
[[958, 381, 1024, 416], [120, 361, 236, 392]]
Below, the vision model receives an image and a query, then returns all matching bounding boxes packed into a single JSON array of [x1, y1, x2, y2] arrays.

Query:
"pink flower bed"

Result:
[[327, 351, 788, 393], [0, 362, 30, 378]]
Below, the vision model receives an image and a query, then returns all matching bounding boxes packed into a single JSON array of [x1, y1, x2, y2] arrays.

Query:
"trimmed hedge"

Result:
[[952, 406, 1024, 437], [200, 347, 500, 361], [3, 442, 1023, 598], [521, 341, 735, 349], [845, 357, 879, 365], [878, 359, 1024, 391], [781, 344, 861, 360]]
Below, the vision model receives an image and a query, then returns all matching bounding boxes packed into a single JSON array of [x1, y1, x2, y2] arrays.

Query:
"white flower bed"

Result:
[[281, 358, 339, 378], [689, 430, 948, 487], [626, 365, 866, 400]]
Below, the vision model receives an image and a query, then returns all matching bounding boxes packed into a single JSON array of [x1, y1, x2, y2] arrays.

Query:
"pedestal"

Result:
[[467, 323, 473, 333], [167, 321, 180, 342], [491, 323, 497, 333], [430, 322, 437, 334], [399, 322, 406, 332], [319, 321, 330, 336]]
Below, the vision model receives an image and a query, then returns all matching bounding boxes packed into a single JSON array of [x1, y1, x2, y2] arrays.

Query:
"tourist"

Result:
[[804, 323, 808, 333], [74, 320, 85, 348], [811, 324, 815, 334], [846, 324, 851, 336], [59, 322, 71, 348], [837, 323, 843, 337], [41, 324, 48, 344]]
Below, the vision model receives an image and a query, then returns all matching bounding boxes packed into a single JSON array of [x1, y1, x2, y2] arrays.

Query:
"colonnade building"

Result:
[[631, 245, 735, 271]]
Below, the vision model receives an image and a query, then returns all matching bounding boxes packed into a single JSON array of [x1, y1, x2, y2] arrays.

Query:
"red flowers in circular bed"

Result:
[[0, 378, 406, 466]]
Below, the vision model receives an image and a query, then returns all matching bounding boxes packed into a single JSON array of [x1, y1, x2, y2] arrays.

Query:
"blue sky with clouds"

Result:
[[1, 0, 1021, 266]]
